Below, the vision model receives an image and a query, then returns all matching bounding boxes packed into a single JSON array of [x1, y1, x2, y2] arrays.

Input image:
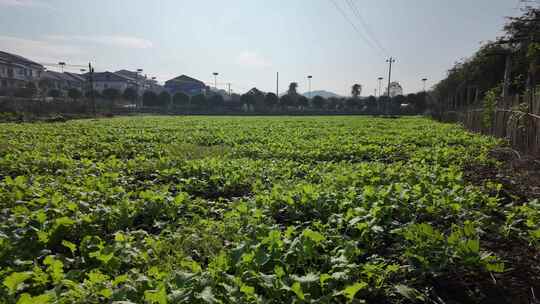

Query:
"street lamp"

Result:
[[307, 75, 313, 99], [213, 72, 219, 89], [377, 77, 384, 97], [422, 78, 428, 92], [58, 62, 66, 73]]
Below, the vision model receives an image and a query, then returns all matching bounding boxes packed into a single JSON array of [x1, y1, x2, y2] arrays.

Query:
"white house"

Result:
[[0, 51, 44, 90]]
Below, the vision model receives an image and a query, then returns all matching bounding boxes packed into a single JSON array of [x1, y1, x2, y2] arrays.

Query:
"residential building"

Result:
[[88, 71, 135, 93], [0, 51, 44, 90], [40, 71, 86, 92], [115, 70, 164, 93], [165, 75, 207, 96], [63, 72, 86, 91]]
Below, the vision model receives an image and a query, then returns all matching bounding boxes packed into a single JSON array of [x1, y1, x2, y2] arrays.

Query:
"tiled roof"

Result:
[[0, 51, 43, 68], [166, 75, 205, 85]]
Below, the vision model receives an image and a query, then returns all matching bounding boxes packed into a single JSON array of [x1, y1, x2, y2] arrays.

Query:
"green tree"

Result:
[[288, 82, 298, 95], [67, 88, 82, 102], [346, 98, 358, 110], [351, 84, 362, 99], [279, 94, 295, 109], [143, 91, 158, 107], [209, 94, 225, 109], [172, 92, 190, 107], [366, 95, 377, 112], [312, 95, 326, 109], [327, 97, 340, 110], [392, 95, 406, 114], [264, 93, 279, 110], [158, 91, 171, 107], [102, 88, 121, 104], [297, 95, 309, 110], [191, 94, 208, 110], [123, 87, 138, 104], [378, 96, 391, 114], [240, 93, 255, 111]]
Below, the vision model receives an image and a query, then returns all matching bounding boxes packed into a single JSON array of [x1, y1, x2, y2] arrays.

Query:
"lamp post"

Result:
[[58, 62, 66, 73], [213, 72, 219, 90], [307, 75, 313, 99], [377, 77, 383, 97], [422, 78, 428, 92], [151, 77, 157, 91]]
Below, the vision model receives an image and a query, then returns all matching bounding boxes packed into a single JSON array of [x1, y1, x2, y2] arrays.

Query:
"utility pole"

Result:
[[276, 72, 279, 97], [136, 69, 143, 107], [386, 57, 395, 97]]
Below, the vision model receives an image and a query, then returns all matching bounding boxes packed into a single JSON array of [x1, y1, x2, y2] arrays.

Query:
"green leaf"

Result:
[[54, 217, 75, 228], [394, 284, 425, 301], [144, 286, 168, 304], [274, 265, 285, 279], [320, 274, 332, 286], [342, 282, 368, 301], [466, 239, 480, 253], [43, 256, 64, 284], [61, 240, 77, 254], [292, 272, 319, 284], [291, 282, 305, 300], [112, 274, 129, 287], [240, 284, 255, 297], [302, 229, 325, 243], [16, 293, 52, 304], [98, 288, 113, 299], [198, 286, 219, 303], [3, 272, 32, 294], [485, 262, 505, 273]]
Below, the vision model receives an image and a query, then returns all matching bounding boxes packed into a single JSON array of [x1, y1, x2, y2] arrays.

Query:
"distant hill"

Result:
[[278, 90, 343, 98], [302, 90, 343, 99]]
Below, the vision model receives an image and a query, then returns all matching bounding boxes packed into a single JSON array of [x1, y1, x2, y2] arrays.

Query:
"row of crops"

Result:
[[0, 116, 538, 303]]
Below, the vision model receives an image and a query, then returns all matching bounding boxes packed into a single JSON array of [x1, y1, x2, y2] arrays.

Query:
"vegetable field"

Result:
[[0, 116, 538, 303]]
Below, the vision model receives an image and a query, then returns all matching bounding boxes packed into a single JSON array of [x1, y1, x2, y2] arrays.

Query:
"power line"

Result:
[[328, 0, 384, 57], [345, 0, 388, 56], [39, 62, 87, 68]]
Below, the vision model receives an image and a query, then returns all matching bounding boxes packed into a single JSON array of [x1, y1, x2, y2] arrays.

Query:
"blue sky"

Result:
[[0, 0, 524, 95]]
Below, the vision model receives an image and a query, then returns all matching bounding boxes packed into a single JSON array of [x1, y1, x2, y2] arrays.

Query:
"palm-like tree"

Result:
[[351, 84, 362, 99], [288, 82, 298, 95]]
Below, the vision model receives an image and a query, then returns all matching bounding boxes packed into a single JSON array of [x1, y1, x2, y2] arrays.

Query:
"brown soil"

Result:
[[450, 147, 540, 303]]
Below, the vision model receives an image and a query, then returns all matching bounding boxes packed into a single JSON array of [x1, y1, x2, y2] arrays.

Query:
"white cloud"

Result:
[[236, 51, 271, 68], [45, 35, 153, 49], [0, 35, 82, 63], [0, 0, 49, 8]]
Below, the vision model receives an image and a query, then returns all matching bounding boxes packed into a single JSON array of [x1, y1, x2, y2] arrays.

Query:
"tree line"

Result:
[[1, 81, 429, 115], [432, 5, 539, 110]]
